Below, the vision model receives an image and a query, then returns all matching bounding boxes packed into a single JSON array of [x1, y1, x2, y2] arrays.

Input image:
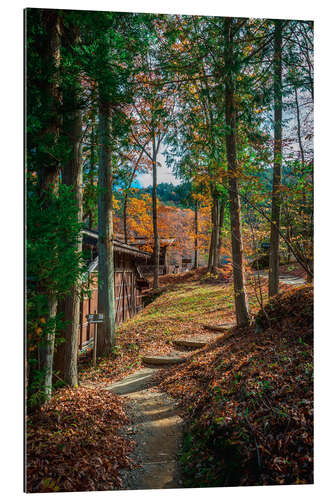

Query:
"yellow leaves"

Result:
[[113, 197, 120, 211], [188, 83, 198, 96], [243, 44, 253, 56]]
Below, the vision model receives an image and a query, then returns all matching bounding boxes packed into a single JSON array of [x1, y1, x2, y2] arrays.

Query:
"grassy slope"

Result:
[[79, 268, 292, 386], [27, 270, 312, 491], [157, 284, 313, 487], [79, 269, 312, 487]]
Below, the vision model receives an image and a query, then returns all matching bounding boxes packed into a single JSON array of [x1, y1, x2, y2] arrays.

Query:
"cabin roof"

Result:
[[132, 236, 176, 247], [82, 229, 151, 259]]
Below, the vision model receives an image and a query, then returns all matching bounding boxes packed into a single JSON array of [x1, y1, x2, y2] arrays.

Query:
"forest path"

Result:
[[106, 367, 184, 490], [103, 322, 236, 489]]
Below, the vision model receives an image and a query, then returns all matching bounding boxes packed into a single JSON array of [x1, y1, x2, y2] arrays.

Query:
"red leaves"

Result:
[[157, 284, 313, 485], [26, 387, 134, 492]]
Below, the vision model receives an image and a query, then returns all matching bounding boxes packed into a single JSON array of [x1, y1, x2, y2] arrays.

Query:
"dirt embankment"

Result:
[[156, 285, 313, 487]]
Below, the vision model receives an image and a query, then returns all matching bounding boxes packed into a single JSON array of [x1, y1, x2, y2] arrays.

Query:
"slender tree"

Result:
[[29, 9, 61, 400], [37, 10, 62, 400], [268, 20, 283, 297], [194, 198, 199, 268], [54, 20, 83, 386], [97, 90, 116, 355], [224, 18, 250, 326]]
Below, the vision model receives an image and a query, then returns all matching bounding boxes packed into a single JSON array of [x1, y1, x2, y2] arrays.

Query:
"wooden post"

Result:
[[92, 309, 97, 368], [93, 322, 97, 368]]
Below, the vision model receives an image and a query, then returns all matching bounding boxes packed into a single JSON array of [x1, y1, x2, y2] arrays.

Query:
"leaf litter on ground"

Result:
[[27, 267, 312, 490]]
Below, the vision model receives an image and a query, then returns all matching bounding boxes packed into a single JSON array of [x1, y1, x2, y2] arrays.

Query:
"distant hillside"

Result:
[[138, 182, 194, 209]]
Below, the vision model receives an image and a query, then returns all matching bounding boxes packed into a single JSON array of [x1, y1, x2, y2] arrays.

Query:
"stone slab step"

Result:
[[105, 368, 156, 395], [142, 353, 186, 365], [202, 322, 236, 332], [173, 338, 207, 348]]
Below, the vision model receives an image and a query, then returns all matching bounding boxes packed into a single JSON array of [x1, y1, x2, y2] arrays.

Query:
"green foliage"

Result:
[[180, 421, 246, 487], [124, 182, 195, 209], [26, 180, 85, 407]]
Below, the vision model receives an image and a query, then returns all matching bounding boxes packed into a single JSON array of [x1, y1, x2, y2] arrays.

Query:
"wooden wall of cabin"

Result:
[[79, 253, 145, 349], [79, 272, 98, 348]]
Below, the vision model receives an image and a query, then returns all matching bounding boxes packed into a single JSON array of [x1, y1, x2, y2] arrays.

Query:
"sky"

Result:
[[136, 149, 182, 187]]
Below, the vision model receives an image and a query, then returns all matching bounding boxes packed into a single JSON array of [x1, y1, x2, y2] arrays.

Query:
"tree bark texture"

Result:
[[97, 96, 116, 356], [152, 144, 160, 289], [209, 195, 220, 274], [54, 38, 83, 387], [194, 199, 199, 268], [216, 197, 225, 263], [224, 18, 250, 327], [269, 20, 283, 297], [123, 193, 128, 244], [41, 296, 58, 399], [37, 10, 61, 401]]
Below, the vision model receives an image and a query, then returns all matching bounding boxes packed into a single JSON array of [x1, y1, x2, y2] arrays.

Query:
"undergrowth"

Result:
[[157, 285, 313, 486]]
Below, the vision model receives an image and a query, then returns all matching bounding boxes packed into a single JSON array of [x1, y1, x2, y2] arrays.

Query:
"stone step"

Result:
[[173, 338, 207, 348], [202, 322, 236, 332], [142, 353, 186, 366]]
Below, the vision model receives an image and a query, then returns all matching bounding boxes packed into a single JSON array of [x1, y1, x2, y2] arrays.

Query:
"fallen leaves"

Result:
[[155, 284, 313, 486], [26, 387, 134, 492], [27, 270, 312, 491]]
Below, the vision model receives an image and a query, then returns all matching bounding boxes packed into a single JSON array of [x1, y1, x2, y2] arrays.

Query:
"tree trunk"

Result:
[[123, 192, 128, 244], [224, 18, 250, 327], [210, 196, 220, 274], [294, 86, 312, 283], [208, 195, 218, 272], [97, 95, 116, 356], [152, 144, 160, 289], [37, 10, 61, 401], [216, 197, 225, 263], [207, 203, 214, 271], [40, 296, 58, 399], [54, 47, 83, 387], [123, 149, 144, 244], [269, 20, 283, 297], [194, 199, 199, 269]]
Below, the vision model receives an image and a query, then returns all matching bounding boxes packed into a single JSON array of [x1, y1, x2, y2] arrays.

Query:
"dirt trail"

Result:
[[106, 368, 183, 490], [105, 325, 236, 490]]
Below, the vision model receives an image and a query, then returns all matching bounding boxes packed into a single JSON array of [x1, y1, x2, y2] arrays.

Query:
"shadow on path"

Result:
[[107, 368, 184, 490]]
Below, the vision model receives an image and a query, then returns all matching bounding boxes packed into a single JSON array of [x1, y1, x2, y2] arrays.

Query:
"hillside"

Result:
[[157, 284, 313, 486], [27, 272, 313, 491]]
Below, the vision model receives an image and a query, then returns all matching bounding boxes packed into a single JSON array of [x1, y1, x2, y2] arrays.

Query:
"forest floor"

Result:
[[26, 267, 313, 492]]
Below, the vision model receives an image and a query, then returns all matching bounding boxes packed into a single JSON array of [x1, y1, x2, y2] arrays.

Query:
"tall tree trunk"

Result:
[[97, 95, 116, 356], [224, 18, 250, 327], [211, 196, 220, 274], [123, 193, 128, 244], [294, 86, 312, 282], [216, 197, 225, 264], [295, 85, 306, 227], [269, 20, 283, 297], [194, 199, 199, 269], [37, 10, 61, 401], [208, 194, 218, 272], [207, 203, 214, 271], [40, 296, 58, 400], [152, 142, 160, 289], [123, 149, 144, 244], [89, 123, 97, 229], [54, 33, 82, 387]]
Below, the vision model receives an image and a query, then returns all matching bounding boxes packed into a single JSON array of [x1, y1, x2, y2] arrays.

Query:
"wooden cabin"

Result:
[[79, 229, 150, 350], [131, 237, 176, 276]]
